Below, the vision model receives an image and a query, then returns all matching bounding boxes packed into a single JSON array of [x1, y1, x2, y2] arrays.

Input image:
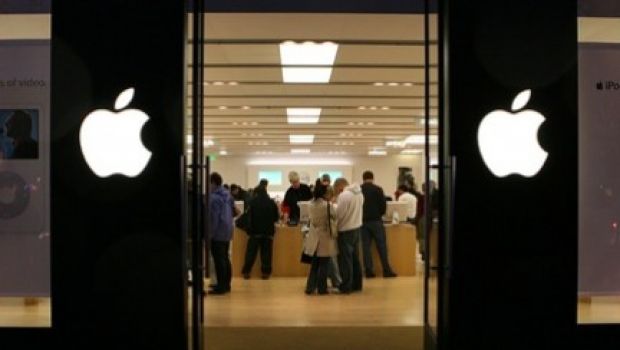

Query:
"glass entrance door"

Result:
[[186, 2, 206, 350], [423, 1, 442, 349]]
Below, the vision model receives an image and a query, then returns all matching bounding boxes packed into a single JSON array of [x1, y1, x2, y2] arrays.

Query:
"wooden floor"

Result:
[[578, 296, 620, 324], [205, 274, 424, 327], [204, 272, 426, 350], [0, 297, 50, 327]]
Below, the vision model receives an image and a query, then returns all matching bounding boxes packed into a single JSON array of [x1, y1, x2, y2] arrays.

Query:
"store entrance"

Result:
[[186, 7, 440, 350]]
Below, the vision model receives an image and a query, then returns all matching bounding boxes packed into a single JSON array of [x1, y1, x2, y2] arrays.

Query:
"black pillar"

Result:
[[441, 1, 577, 349], [51, 1, 187, 349]]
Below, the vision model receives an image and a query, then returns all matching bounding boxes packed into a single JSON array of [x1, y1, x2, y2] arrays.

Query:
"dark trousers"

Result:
[[210, 240, 232, 292], [337, 228, 363, 292], [306, 256, 330, 294], [361, 220, 394, 275], [241, 236, 273, 275]]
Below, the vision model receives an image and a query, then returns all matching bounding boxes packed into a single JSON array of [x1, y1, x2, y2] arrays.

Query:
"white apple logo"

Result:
[[477, 89, 548, 177], [79, 88, 152, 177]]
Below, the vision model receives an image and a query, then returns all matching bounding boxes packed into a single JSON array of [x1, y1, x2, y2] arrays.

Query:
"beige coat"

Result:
[[303, 199, 338, 257]]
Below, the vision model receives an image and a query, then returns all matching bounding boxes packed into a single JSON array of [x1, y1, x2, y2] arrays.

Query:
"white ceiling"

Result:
[[189, 13, 439, 157]]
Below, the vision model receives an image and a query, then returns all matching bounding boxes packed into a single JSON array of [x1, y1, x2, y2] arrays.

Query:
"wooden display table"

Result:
[[373, 224, 417, 276], [232, 223, 417, 278]]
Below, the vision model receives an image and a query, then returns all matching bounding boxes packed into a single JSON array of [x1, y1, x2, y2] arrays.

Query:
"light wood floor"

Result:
[[0, 297, 50, 327], [578, 296, 620, 324], [205, 274, 425, 327]]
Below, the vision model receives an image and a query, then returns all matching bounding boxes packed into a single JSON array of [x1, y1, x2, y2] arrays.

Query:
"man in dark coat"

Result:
[[360, 171, 397, 278], [241, 185, 279, 279]]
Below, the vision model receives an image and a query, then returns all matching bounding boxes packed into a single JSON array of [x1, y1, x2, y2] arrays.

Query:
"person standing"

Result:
[[303, 183, 338, 295], [360, 171, 397, 278], [396, 184, 418, 225], [241, 185, 279, 279], [334, 177, 364, 294], [282, 171, 312, 223], [208, 172, 235, 294]]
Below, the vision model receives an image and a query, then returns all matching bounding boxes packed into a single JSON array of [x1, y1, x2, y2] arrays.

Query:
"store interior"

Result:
[[2, 5, 620, 344], [189, 12, 437, 350]]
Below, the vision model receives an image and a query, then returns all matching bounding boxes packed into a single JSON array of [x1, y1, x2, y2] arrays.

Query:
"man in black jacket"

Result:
[[241, 185, 279, 279], [360, 171, 397, 278]]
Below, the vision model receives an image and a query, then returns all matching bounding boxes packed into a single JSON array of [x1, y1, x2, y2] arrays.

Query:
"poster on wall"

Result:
[[579, 43, 620, 296], [0, 40, 50, 297]]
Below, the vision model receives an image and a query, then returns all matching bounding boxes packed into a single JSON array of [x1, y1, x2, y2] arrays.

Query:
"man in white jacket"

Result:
[[333, 177, 364, 294]]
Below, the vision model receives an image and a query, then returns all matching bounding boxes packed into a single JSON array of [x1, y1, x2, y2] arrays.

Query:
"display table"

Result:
[[231, 223, 417, 278]]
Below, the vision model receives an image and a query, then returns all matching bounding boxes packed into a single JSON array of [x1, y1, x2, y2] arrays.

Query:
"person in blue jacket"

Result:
[[208, 172, 235, 295]]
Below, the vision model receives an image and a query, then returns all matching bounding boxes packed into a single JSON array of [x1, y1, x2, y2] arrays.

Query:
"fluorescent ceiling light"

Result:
[[219, 150, 228, 156], [386, 140, 405, 148], [289, 134, 315, 144], [404, 135, 439, 145], [368, 149, 387, 156], [282, 67, 333, 83], [401, 149, 423, 155], [248, 158, 351, 166], [291, 149, 311, 154], [287, 108, 321, 124], [279, 41, 338, 83], [279, 41, 338, 65]]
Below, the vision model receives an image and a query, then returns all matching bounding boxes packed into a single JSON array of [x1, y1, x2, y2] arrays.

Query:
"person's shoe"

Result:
[[383, 271, 397, 278], [242, 273, 251, 280], [318, 290, 329, 295], [304, 289, 314, 295], [261, 274, 270, 280], [365, 272, 376, 278], [337, 288, 351, 295]]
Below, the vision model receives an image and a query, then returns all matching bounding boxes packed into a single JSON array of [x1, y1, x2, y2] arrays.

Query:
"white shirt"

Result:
[[398, 192, 417, 219], [336, 184, 364, 231]]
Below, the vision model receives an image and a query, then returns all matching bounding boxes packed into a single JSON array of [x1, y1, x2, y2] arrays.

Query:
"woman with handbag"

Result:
[[303, 182, 338, 295]]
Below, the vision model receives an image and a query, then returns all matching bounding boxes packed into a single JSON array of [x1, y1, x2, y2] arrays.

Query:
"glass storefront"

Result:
[[578, 7, 620, 324], [0, 3, 51, 328]]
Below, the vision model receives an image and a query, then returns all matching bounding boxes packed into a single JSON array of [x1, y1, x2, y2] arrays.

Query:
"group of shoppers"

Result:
[[205, 169, 401, 296], [302, 171, 398, 295]]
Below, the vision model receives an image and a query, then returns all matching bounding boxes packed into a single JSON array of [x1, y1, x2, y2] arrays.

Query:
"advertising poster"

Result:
[[579, 44, 620, 295], [0, 40, 50, 296]]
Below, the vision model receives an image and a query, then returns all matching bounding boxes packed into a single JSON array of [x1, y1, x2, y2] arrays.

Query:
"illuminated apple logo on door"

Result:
[[79, 88, 152, 177], [477, 89, 548, 177]]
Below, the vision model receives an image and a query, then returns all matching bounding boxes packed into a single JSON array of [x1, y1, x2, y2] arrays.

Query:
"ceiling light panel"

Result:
[[287, 107, 321, 124], [291, 149, 311, 154], [279, 41, 338, 65], [368, 149, 387, 156], [289, 134, 315, 144], [279, 41, 338, 83]]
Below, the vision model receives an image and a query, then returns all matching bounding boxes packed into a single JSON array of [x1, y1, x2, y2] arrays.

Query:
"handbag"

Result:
[[327, 203, 337, 238], [300, 252, 313, 264]]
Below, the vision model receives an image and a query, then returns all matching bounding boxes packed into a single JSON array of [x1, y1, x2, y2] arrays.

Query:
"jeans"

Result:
[[337, 228, 363, 292], [327, 256, 342, 288], [306, 256, 330, 294], [416, 218, 426, 257], [211, 240, 232, 292], [361, 220, 394, 275], [241, 236, 273, 275]]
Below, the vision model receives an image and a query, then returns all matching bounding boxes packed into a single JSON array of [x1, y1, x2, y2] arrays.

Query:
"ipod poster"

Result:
[[579, 43, 620, 296], [0, 41, 50, 297]]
